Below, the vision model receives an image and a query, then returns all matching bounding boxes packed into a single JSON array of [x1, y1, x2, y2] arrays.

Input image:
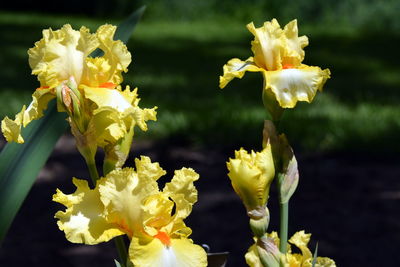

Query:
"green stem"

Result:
[[85, 158, 99, 185], [278, 201, 289, 254], [84, 158, 128, 266]]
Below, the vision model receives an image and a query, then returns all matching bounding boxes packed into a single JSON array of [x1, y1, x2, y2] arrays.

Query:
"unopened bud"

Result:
[[262, 120, 280, 169], [278, 134, 299, 204]]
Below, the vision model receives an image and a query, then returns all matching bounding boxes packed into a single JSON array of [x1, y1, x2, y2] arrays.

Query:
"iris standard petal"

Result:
[[247, 20, 284, 71], [98, 166, 160, 235], [281, 19, 309, 67]]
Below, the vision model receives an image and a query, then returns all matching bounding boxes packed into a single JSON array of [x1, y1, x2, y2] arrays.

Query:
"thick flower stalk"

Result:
[[53, 156, 207, 267], [1, 24, 156, 166], [246, 231, 336, 267], [219, 19, 330, 119], [227, 146, 275, 237]]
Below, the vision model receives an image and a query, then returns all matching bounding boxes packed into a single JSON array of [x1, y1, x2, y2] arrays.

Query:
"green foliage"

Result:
[[0, 3, 399, 154], [136, 0, 400, 32]]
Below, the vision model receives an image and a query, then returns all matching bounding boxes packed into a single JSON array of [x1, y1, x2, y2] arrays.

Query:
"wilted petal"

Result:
[[263, 65, 331, 108]]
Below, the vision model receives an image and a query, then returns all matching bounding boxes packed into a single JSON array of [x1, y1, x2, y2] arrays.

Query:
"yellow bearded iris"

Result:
[[219, 19, 330, 108], [53, 156, 207, 267], [245, 231, 336, 267], [1, 24, 156, 151]]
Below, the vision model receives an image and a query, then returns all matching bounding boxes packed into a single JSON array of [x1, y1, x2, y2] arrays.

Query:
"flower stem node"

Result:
[[249, 206, 270, 238]]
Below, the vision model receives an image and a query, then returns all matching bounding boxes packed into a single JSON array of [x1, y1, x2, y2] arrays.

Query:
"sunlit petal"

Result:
[[264, 66, 331, 108], [129, 237, 207, 267], [219, 57, 262, 88], [53, 178, 124, 244]]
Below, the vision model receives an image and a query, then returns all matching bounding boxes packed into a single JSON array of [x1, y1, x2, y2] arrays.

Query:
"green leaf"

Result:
[[0, 6, 146, 245], [0, 102, 67, 244], [312, 242, 319, 267], [114, 259, 122, 267]]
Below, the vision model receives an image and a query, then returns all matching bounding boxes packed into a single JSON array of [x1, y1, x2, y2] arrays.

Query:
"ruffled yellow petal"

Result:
[[95, 24, 131, 85], [28, 24, 130, 90], [53, 178, 124, 244], [247, 20, 284, 71], [1, 88, 54, 143], [82, 86, 157, 147], [288, 231, 312, 261], [136, 156, 167, 181], [263, 65, 331, 108], [281, 20, 308, 67], [1, 106, 25, 143], [163, 168, 199, 220], [98, 165, 160, 235], [141, 193, 175, 236], [129, 237, 207, 267], [28, 25, 98, 88], [219, 57, 262, 88], [226, 145, 275, 211]]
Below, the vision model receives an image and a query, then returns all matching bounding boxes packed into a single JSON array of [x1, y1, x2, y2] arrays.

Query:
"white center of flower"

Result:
[[161, 246, 177, 267]]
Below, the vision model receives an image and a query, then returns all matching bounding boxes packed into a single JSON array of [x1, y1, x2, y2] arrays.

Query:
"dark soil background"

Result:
[[0, 134, 399, 266]]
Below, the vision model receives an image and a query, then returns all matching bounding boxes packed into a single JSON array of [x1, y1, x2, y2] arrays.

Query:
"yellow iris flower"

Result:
[[1, 24, 156, 149], [219, 19, 330, 108], [53, 156, 207, 267], [246, 231, 336, 267]]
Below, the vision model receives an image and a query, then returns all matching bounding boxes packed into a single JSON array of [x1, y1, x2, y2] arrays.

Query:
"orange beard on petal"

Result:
[[99, 82, 117, 89], [154, 231, 171, 247]]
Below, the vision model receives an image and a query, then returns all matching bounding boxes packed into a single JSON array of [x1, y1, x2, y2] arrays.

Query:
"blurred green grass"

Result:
[[0, 10, 399, 153]]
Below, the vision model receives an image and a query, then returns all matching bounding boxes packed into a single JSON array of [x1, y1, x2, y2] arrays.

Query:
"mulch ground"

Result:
[[0, 134, 399, 266]]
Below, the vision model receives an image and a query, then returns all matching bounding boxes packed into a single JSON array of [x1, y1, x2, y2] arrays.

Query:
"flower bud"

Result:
[[227, 146, 275, 212], [278, 134, 299, 204]]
